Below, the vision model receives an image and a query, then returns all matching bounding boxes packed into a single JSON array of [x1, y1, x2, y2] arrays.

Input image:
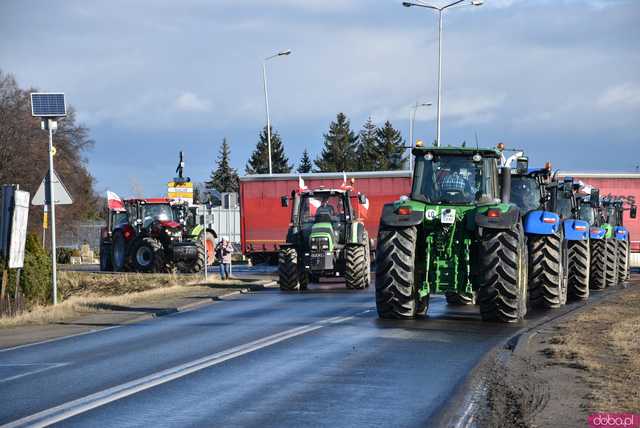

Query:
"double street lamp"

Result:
[[402, 0, 483, 147], [262, 49, 292, 175]]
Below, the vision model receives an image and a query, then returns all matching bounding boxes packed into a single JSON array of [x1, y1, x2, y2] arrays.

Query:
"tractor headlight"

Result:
[[311, 237, 330, 252]]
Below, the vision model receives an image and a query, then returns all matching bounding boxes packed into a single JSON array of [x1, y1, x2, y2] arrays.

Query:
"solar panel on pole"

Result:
[[31, 93, 67, 118]]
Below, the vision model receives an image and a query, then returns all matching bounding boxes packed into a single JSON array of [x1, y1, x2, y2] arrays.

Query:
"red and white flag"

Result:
[[299, 176, 308, 191], [308, 197, 321, 216], [107, 190, 125, 211], [359, 194, 369, 219]]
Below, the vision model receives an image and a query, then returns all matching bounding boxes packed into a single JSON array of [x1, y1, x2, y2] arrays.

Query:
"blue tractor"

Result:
[[552, 177, 592, 300], [510, 162, 569, 309], [575, 189, 612, 290], [603, 198, 637, 282]]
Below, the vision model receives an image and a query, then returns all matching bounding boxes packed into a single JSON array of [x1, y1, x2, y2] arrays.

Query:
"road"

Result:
[[0, 277, 621, 427]]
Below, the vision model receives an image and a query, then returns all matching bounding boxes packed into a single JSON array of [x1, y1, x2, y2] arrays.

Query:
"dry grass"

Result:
[[542, 285, 640, 412], [0, 271, 261, 329]]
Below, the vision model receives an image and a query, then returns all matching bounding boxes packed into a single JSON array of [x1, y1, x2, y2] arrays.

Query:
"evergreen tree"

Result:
[[376, 121, 407, 170], [206, 138, 239, 193], [297, 149, 313, 173], [245, 125, 291, 174], [315, 112, 359, 172], [356, 117, 381, 171]]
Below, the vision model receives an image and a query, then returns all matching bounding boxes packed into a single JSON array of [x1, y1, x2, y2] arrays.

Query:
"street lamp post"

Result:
[[402, 0, 483, 147], [409, 101, 432, 171], [262, 49, 292, 175]]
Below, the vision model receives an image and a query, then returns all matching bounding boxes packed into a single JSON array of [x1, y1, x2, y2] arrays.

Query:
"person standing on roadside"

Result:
[[216, 236, 234, 280]]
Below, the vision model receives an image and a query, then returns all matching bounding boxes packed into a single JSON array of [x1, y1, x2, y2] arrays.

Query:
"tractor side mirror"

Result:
[[631, 206, 637, 219], [516, 157, 528, 174], [590, 189, 600, 207], [281, 196, 289, 208], [358, 193, 367, 205]]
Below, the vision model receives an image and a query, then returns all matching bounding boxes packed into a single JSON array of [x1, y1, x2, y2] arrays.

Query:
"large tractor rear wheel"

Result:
[[528, 230, 567, 309], [375, 226, 420, 319], [278, 247, 300, 291], [100, 243, 113, 272], [477, 225, 527, 323], [617, 239, 630, 282], [345, 245, 367, 290], [567, 239, 590, 300], [111, 231, 128, 272], [605, 238, 618, 287], [177, 241, 206, 273], [589, 239, 607, 290], [131, 237, 165, 273]]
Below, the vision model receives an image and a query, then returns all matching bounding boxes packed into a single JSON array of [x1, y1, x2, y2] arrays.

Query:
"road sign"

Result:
[[32, 169, 73, 206], [168, 181, 193, 205], [8, 190, 30, 269]]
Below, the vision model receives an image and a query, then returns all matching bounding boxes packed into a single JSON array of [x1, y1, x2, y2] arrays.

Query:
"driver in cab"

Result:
[[316, 197, 336, 217], [440, 164, 471, 197]]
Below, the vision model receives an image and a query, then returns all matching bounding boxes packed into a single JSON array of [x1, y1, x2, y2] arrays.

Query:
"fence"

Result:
[[201, 205, 241, 244]]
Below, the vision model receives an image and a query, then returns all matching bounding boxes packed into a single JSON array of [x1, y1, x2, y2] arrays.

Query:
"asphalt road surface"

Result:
[[0, 277, 622, 427]]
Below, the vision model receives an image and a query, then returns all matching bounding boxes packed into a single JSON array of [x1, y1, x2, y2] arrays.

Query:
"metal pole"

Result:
[[436, 9, 443, 147], [262, 62, 273, 175], [203, 207, 208, 282], [409, 107, 415, 172], [47, 120, 58, 305]]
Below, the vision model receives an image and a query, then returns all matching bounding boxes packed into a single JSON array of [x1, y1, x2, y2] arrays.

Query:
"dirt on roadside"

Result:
[[478, 278, 640, 428]]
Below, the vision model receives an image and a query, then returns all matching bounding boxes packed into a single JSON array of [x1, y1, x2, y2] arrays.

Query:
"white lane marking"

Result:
[[0, 363, 70, 384], [2, 313, 361, 428], [0, 326, 122, 354]]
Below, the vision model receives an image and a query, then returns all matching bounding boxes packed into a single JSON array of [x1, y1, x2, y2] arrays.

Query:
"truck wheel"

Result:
[[345, 245, 367, 290], [477, 224, 527, 323], [131, 237, 165, 273], [375, 226, 419, 319], [589, 239, 607, 290], [605, 238, 618, 287], [111, 231, 128, 272], [617, 239, 629, 282], [567, 240, 590, 300], [278, 247, 299, 291], [445, 291, 475, 305], [527, 229, 567, 309], [100, 243, 113, 272]]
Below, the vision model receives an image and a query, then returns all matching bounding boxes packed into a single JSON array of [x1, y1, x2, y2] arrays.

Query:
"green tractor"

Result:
[[375, 145, 528, 322], [278, 187, 371, 291]]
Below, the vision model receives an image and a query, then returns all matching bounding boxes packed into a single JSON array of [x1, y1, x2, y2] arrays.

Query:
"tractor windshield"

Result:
[[555, 193, 573, 219], [299, 193, 346, 223], [510, 176, 541, 214], [578, 204, 595, 224], [141, 204, 174, 227], [412, 154, 497, 205]]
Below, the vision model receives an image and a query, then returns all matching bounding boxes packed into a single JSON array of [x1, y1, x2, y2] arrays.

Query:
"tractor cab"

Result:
[[278, 185, 371, 290], [411, 147, 502, 206]]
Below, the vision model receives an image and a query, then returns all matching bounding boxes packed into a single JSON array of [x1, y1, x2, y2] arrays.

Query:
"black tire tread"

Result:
[[375, 226, 418, 319], [567, 240, 590, 300], [345, 245, 367, 289], [476, 226, 526, 323], [527, 232, 563, 308], [278, 247, 299, 291]]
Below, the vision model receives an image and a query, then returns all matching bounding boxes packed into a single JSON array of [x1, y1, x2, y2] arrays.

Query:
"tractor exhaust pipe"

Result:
[[501, 167, 511, 204]]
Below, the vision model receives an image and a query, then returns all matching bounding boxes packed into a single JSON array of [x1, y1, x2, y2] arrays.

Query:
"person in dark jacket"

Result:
[[215, 237, 234, 280]]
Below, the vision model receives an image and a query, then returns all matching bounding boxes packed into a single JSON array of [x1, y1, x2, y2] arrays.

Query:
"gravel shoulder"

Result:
[[477, 275, 640, 428]]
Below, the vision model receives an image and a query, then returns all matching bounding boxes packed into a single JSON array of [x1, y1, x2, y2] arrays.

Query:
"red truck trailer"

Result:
[[559, 172, 640, 255], [239, 171, 412, 263]]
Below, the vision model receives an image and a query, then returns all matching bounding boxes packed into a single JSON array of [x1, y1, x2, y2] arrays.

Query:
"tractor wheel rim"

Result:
[[136, 247, 153, 267]]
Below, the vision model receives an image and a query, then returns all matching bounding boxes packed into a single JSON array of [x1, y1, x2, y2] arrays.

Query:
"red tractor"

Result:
[[99, 198, 206, 273]]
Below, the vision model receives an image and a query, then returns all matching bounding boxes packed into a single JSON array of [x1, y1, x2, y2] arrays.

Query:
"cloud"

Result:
[[174, 92, 212, 112], [597, 83, 640, 110]]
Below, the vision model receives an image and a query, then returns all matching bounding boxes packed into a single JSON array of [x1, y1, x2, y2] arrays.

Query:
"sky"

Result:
[[1, 0, 639, 197]]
